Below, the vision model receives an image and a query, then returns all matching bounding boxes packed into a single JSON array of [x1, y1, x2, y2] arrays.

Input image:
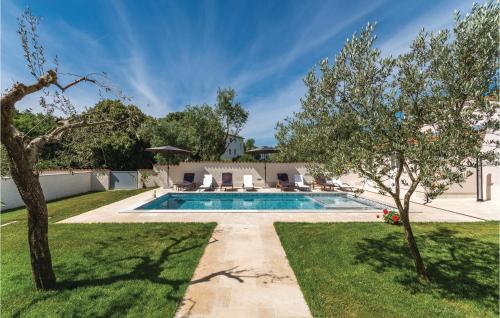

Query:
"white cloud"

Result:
[[109, 0, 171, 115], [242, 78, 306, 145], [378, 0, 474, 56], [231, 1, 385, 93], [280, 0, 385, 71]]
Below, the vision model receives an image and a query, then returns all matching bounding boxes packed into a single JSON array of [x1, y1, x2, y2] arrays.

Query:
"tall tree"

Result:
[[184, 105, 227, 160], [215, 88, 249, 157], [276, 3, 499, 281], [244, 138, 256, 152], [59, 100, 153, 170], [142, 89, 249, 162], [140, 105, 225, 162], [1, 9, 119, 289]]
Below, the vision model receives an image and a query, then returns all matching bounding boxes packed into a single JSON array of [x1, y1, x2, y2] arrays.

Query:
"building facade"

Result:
[[220, 134, 245, 160]]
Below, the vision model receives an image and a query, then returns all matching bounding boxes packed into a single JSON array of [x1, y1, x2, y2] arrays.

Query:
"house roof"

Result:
[[227, 133, 244, 139]]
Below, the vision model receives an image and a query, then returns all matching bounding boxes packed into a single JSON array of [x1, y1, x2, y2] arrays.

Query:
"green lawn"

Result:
[[1, 189, 150, 224], [1, 190, 216, 317], [275, 222, 499, 318]]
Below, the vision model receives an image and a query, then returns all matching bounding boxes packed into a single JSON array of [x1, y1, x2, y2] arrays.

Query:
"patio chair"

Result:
[[313, 176, 335, 191], [276, 173, 295, 191], [327, 177, 356, 191], [220, 172, 234, 191], [243, 175, 255, 191], [175, 173, 196, 191], [294, 174, 311, 191], [199, 174, 214, 191]]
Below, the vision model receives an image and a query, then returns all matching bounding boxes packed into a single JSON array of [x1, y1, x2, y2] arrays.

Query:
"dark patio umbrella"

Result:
[[146, 146, 191, 188], [245, 146, 280, 187]]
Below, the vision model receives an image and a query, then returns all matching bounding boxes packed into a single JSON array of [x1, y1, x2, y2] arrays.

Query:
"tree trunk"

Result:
[[399, 207, 429, 282], [4, 140, 56, 290]]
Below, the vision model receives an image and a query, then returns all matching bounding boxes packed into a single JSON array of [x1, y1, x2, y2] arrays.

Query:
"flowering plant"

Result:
[[381, 209, 400, 225]]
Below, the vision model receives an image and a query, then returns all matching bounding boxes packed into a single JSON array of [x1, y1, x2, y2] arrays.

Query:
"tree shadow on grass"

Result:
[[353, 227, 499, 313], [12, 231, 210, 317]]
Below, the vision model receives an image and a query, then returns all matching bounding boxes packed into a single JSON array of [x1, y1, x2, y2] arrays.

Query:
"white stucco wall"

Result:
[[345, 165, 500, 202], [138, 169, 159, 188], [220, 136, 244, 160], [91, 170, 111, 191], [1, 171, 94, 210], [155, 162, 311, 188], [154, 161, 499, 201]]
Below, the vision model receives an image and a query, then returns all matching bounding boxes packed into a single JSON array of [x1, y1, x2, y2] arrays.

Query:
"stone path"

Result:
[[174, 223, 312, 318]]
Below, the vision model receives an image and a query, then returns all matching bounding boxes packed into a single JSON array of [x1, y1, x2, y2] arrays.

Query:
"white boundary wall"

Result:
[[154, 162, 310, 188], [154, 162, 499, 201], [2, 162, 497, 210], [1, 170, 110, 211]]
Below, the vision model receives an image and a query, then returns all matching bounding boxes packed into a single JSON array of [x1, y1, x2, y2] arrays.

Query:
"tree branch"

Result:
[[403, 175, 422, 213], [403, 161, 417, 183], [1, 70, 106, 150], [26, 119, 112, 165], [358, 165, 395, 196], [394, 153, 405, 197], [54, 76, 97, 92], [1, 70, 57, 107]]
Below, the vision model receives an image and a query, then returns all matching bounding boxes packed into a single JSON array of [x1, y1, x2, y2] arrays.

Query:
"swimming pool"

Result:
[[134, 192, 385, 211]]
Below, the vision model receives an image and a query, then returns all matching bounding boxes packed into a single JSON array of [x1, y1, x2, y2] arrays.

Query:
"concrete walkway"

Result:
[[174, 223, 311, 318]]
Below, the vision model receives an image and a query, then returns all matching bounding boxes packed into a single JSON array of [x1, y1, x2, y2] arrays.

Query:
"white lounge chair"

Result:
[[327, 178, 355, 191], [243, 175, 255, 191], [199, 174, 213, 191], [294, 175, 311, 191]]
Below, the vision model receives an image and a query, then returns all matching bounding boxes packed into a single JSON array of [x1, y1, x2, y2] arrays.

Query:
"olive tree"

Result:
[[1, 9, 120, 289], [276, 2, 499, 281]]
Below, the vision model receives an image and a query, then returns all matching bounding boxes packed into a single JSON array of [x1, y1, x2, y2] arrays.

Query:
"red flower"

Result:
[[392, 215, 399, 222], [383, 209, 389, 215]]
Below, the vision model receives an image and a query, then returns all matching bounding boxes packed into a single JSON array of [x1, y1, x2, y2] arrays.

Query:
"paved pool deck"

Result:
[[59, 188, 498, 224], [59, 188, 498, 317]]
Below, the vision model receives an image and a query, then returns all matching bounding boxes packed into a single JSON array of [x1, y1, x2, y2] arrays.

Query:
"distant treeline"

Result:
[[1, 89, 262, 176]]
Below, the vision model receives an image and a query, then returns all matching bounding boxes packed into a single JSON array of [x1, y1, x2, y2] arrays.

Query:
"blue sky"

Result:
[[1, 0, 478, 145]]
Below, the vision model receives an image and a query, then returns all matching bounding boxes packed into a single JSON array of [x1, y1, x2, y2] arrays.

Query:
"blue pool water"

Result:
[[135, 193, 383, 211]]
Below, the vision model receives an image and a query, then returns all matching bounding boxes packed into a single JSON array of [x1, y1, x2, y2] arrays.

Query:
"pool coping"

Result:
[[120, 191, 396, 213]]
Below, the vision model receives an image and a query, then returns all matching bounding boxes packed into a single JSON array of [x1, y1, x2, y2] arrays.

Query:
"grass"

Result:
[[1, 189, 216, 317], [0, 189, 150, 224], [275, 222, 499, 318], [2, 222, 215, 317]]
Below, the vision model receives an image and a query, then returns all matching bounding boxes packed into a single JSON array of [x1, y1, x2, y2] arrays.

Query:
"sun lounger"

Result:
[[313, 176, 335, 191], [243, 175, 255, 191], [294, 175, 311, 191], [327, 178, 356, 191], [276, 173, 295, 191], [220, 172, 234, 191], [175, 173, 196, 191], [199, 174, 213, 191]]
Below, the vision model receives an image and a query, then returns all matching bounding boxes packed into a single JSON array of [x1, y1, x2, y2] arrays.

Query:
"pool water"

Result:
[[135, 193, 382, 211]]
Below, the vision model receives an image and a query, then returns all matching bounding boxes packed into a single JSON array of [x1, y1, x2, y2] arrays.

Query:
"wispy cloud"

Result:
[[109, 0, 171, 115], [242, 78, 306, 145], [231, 0, 386, 93], [378, 0, 474, 56], [2, 0, 483, 145], [235, 1, 386, 145], [279, 0, 385, 72]]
